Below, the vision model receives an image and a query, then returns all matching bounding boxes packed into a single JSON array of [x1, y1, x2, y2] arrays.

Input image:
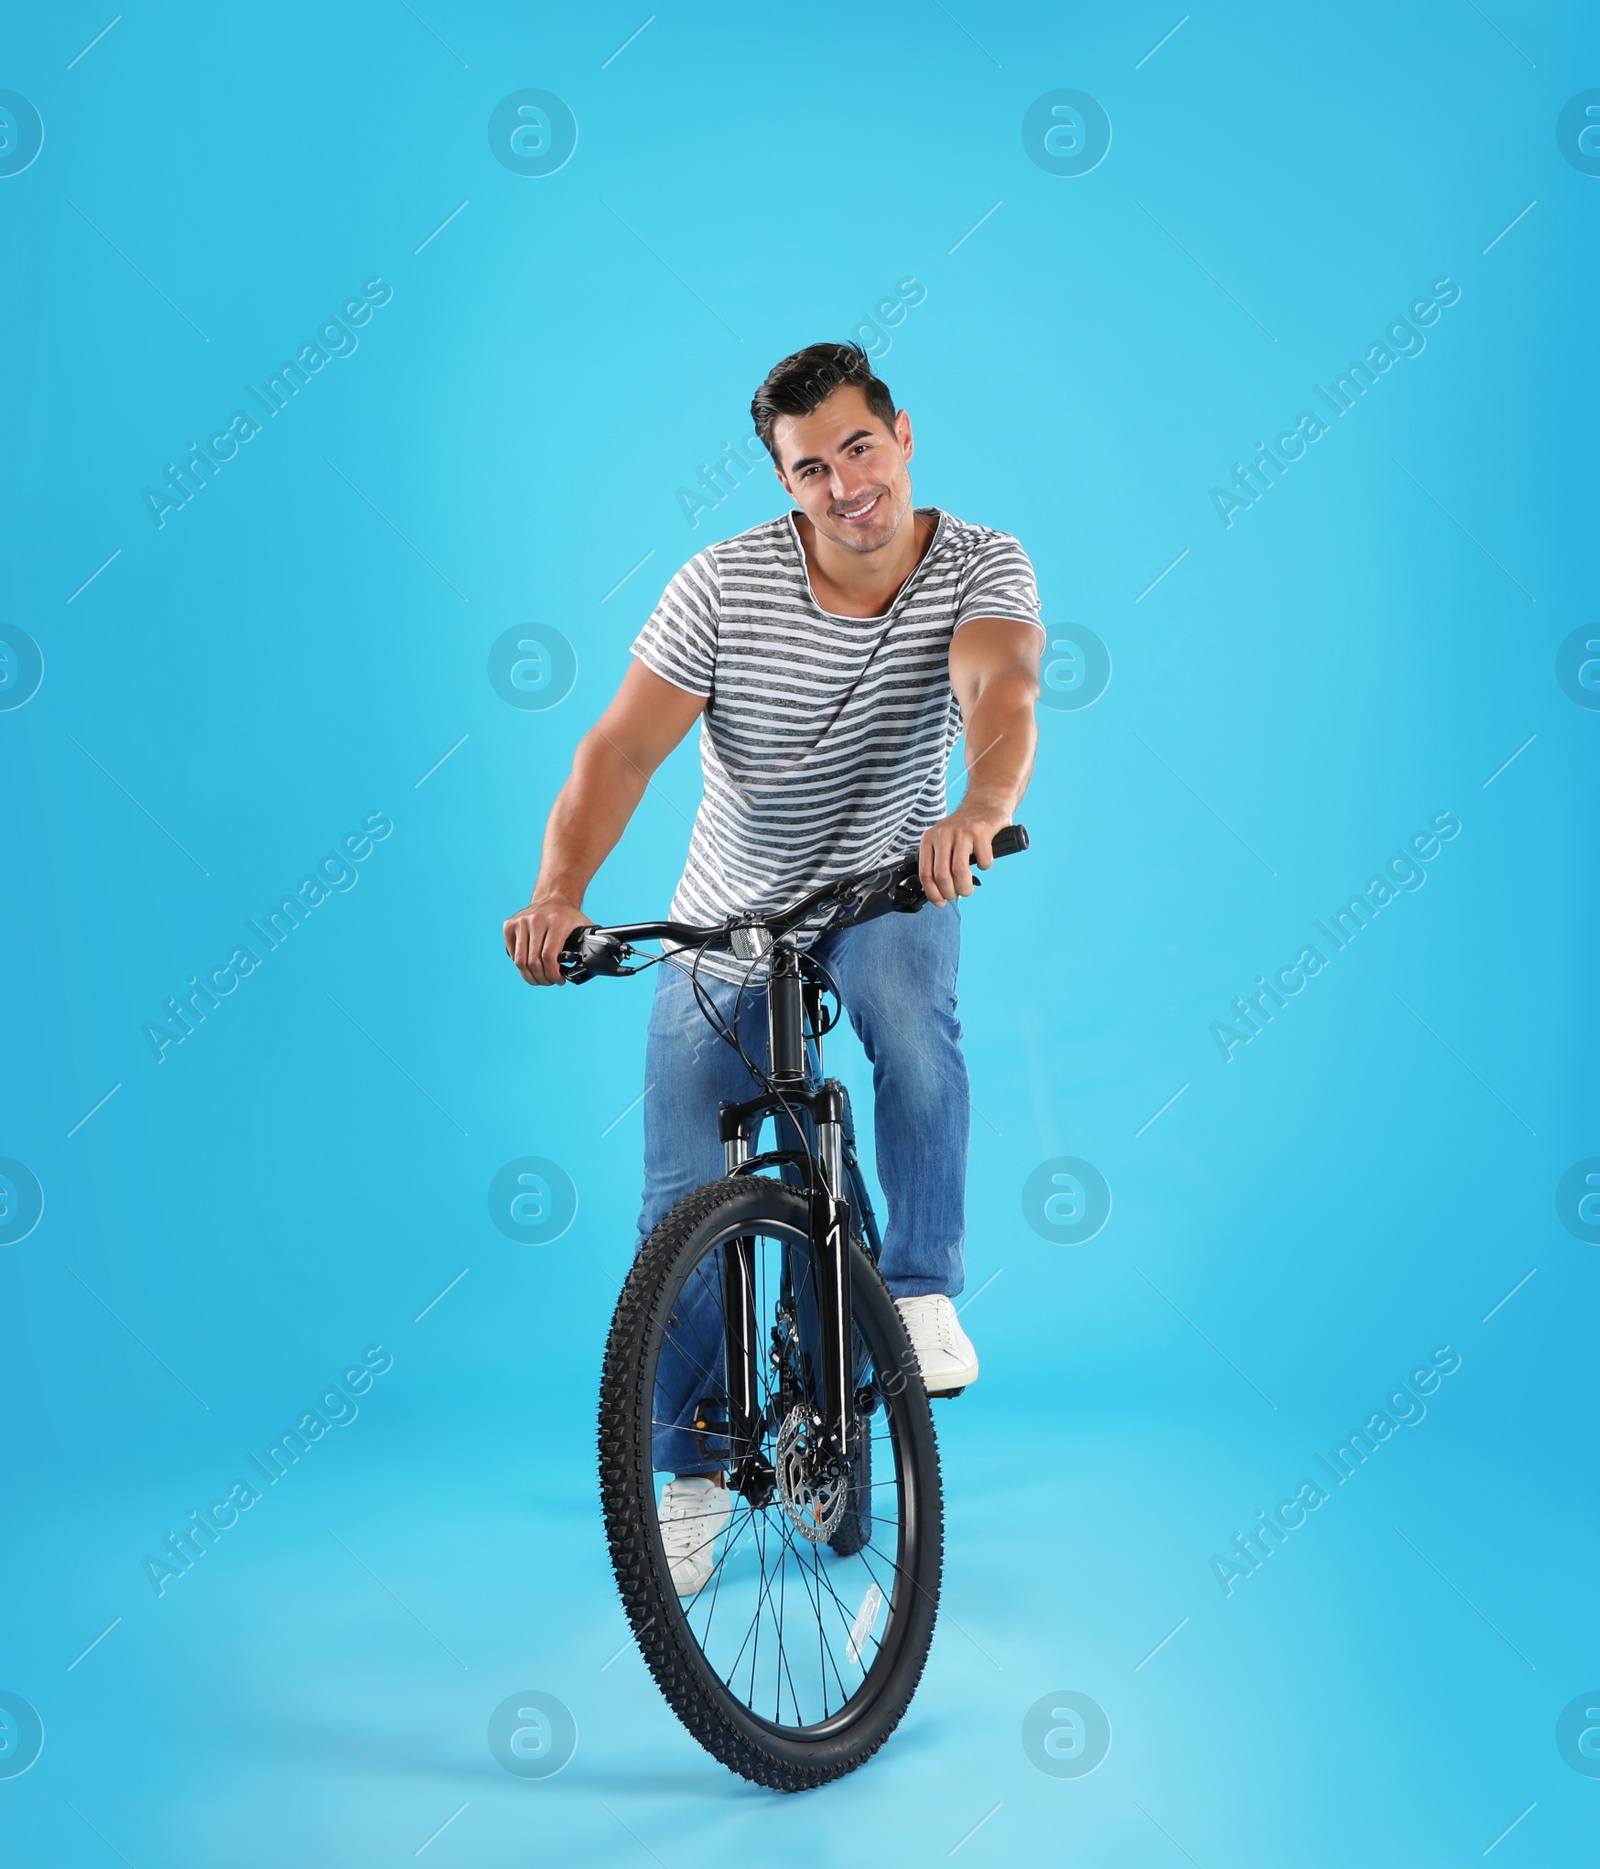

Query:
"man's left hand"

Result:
[[919, 804, 1011, 906]]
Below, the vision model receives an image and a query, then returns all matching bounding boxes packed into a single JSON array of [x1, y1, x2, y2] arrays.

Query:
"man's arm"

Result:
[[503, 661, 706, 984], [920, 617, 1043, 906]]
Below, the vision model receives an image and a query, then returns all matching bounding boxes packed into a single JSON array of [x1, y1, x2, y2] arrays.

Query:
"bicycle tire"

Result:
[[598, 1175, 943, 1790], [828, 1398, 873, 1558]]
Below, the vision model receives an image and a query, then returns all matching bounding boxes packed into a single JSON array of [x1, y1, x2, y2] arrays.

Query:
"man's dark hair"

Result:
[[750, 343, 897, 461]]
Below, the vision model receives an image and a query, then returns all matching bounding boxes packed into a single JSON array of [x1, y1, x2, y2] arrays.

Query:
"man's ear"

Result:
[[896, 408, 913, 462]]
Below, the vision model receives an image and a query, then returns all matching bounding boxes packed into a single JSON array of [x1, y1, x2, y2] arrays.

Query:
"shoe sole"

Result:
[[920, 1361, 978, 1398]]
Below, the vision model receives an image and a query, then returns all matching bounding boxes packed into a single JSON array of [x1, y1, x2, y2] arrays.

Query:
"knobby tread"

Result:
[[597, 1175, 943, 1791]]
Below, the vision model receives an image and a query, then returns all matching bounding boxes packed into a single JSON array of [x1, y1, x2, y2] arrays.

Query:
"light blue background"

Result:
[[1, 2, 1595, 1863]]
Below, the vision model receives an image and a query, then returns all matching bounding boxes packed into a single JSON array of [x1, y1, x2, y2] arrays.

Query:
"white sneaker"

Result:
[[658, 1476, 733, 1596], [895, 1294, 979, 1394]]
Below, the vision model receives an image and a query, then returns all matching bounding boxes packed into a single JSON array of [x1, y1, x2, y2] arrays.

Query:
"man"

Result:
[[504, 343, 1041, 1589]]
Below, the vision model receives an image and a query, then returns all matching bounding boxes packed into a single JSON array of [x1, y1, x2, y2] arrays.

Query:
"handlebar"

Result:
[[558, 823, 1030, 984]]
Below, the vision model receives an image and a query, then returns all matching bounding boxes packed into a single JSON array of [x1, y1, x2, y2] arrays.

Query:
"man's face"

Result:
[[771, 385, 914, 556]]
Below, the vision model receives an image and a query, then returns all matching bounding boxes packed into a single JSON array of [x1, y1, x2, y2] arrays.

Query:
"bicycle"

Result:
[[559, 823, 1029, 1790]]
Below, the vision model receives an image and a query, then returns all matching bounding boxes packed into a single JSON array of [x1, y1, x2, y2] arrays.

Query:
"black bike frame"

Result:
[[558, 824, 1027, 1501]]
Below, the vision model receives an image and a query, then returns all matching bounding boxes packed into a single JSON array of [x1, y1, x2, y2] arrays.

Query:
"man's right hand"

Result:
[[504, 896, 591, 986]]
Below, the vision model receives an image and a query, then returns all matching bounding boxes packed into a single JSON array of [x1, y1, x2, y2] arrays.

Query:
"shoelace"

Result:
[[905, 1298, 958, 1354], [661, 1488, 726, 1557]]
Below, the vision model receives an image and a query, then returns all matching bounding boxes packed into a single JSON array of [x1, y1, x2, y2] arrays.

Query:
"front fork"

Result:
[[719, 1081, 854, 1491], [810, 1099, 854, 1465]]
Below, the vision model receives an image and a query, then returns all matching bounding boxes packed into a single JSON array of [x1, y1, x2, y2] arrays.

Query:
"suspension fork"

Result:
[[715, 942, 857, 1472], [765, 940, 853, 1460], [718, 1126, 764, 1498], [717, 1109, 854, 1469], [810, 1080, 854, 1463]]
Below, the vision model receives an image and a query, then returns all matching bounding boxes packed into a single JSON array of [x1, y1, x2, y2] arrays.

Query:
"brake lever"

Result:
[[823, 861, 923, 931], [558, 929, 640, 984]]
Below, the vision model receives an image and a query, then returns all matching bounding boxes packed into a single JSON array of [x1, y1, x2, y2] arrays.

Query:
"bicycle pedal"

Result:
[[926, 1386, 966, 1400]]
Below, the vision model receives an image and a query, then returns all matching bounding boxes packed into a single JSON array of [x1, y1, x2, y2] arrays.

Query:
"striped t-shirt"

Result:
[[631, 507, 1041, 980]]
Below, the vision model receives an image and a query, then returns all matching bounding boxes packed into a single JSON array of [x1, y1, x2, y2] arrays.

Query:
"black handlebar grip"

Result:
[[991, 823, 1029, 858]]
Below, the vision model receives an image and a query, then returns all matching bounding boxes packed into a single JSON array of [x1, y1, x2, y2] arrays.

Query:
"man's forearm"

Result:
[[531, 729, 652, 904], [505, 659, 704, 982], [958, 675, 1038, 817]]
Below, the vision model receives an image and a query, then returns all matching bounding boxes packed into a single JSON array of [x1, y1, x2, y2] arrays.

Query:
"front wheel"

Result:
[[598, 1175, 944, 1790]]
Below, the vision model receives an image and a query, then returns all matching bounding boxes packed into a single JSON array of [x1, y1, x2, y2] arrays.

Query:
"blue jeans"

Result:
[[636, 902, 969, 1473]]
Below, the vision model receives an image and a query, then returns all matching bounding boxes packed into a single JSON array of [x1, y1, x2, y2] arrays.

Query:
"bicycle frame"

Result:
[[715, 937, 878, 1504], [558, 824, 1028, 1505]]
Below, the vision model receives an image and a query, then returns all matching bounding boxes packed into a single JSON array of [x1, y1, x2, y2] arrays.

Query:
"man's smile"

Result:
[[834, 491, 885, 525]]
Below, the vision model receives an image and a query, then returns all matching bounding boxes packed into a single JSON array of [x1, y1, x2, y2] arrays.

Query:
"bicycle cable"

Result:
[[665, 931, 843, 1203], [620, 892, 860, 1209]]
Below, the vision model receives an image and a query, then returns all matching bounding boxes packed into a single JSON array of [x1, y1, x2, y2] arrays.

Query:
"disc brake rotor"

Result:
[[774, 1406, 848, 1544]]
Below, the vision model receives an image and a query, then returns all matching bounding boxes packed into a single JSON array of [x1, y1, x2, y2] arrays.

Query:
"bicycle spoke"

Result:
[[723, 1503, 785, 1690], [691, 1496, 756, 1644], [774, 1533, 786, 1725], [759, 1495, 861, 1712]]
